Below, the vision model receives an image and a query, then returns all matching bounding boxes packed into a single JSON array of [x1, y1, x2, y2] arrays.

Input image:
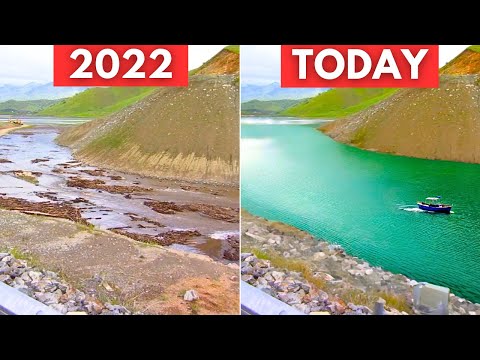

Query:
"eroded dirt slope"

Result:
[[322, 75, 480, 163]]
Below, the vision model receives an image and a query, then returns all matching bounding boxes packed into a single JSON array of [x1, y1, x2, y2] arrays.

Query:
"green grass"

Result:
[[468, 45, 480, 53], [2, 246, 43, 268], [39, 87, 155, 118], [0, 99, 62, 115], [241, 99, 305, 116], [190, 301, 200, 315], [281, 88, 397, 118], [224, 45, 240, 54], [246, 247, 326, 290]]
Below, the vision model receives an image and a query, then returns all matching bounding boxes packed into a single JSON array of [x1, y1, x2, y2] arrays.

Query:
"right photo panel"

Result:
[[240, 45, 480, 315]]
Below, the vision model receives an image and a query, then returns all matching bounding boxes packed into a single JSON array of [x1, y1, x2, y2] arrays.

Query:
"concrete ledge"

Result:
[[0, 282, 60, 315], [241, 281, 304, 315]]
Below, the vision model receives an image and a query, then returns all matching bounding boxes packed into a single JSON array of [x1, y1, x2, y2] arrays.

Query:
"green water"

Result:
[[241, 118, 480, 303]]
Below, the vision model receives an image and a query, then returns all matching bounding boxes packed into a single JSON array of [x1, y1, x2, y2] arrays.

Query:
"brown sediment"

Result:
[[180, 185, 223, 196], [67, 177, 152, 194], [34, 191, 93, 206], [144, 200, 239, 223], [80, 169, 107, 177], [222, 235, 239, 261], [109, 228, 201, 246], [34, 192, 60, 201], [182, 203, 239, 223], [144, 201, 183, 214], [31, 158, 49, 164], [0, 196, 88, 225], [127, 213, 165, 227], [109, 175, 124, 181], [0, 158, 12, 163]]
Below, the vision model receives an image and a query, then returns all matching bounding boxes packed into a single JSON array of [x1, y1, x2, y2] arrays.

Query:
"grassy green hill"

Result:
[[241, 99, 305, 116], [0, 99, 61, 115], [281, 88, 397, 118], [39, 87, 155, 118]]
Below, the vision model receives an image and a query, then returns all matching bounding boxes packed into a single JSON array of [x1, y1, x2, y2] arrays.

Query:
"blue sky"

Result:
[[241, 45, 470, 85], [0, 45, 226, 86]]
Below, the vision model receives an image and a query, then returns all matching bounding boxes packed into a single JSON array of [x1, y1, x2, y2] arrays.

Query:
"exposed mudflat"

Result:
[[0, 126, 239, 261], [0, 209, 239, 315]]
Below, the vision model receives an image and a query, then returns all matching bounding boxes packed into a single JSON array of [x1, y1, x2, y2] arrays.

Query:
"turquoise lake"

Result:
[[241, 117, 480, 303]]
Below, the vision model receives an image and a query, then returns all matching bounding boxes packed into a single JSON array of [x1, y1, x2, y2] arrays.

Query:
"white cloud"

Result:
[[0, 45, 227, 86], [241, 45, 281, 85], [189, 45, 227, 70], [439, 45, 470, 67], [0, 45, 53, 85], [242, 45, 471, 85]]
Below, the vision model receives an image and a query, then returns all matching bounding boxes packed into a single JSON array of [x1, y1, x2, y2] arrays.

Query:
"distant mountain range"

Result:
[[0, 82, 87, 102], [241, 82, 325, 102]]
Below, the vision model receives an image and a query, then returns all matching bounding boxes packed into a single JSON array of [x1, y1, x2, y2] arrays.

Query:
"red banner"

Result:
[[281, 45, 439, 88], [54, 45, 188, 86]]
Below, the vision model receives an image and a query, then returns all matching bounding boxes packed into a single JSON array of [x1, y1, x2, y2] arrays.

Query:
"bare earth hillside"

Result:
[[57, 75, 239, 184], [322, 75, 480, 163]]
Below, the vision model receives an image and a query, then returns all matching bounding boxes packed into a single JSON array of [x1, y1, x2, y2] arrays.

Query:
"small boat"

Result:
[[417, 196, 452, 214]]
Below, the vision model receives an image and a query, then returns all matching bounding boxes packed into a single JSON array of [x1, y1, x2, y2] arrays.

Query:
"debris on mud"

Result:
[[11, 170, 41, 184], [144, 200, 239, 223], [0, 196, 89, 225], [34, 191, 60, 201], [222, 235, 239, 261], [126, 213, 165, 227], [144, 201, 183, 214], [180, 185, 222, 196], [34, 192, 93, 206], [110, 175, 124, 181], [183, 203, 239, 223], [67, 177, 152, 194], [80, 169, 107, 177], [31, 158, 50, 164], [109, 228, 201, 246]]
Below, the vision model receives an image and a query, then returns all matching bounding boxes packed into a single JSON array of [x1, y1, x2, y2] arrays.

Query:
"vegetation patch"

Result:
[[282, 88, 397, 118]]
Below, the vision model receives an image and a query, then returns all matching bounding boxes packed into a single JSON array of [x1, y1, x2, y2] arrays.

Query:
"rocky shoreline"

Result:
[[0, 251, 131, 315], [241, 211, 480, 315]]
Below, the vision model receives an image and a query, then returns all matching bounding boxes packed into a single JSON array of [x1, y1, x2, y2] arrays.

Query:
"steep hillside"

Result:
[[241, 98, 304, 116], [57, 75, 239, 184], [40, 87, 155, 118], [440, 46, 480, 75], [282, 88, 396, 118], [190, 46, 239, 76], [57, 47, 239, 184], [322, 75, 480, 163], [0, 99, 61, 115]]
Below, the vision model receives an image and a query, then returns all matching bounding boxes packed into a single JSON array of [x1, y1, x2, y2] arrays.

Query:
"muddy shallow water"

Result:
[[0, 126, 239, 261]]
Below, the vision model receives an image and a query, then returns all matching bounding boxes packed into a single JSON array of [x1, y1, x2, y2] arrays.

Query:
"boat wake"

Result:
[[399, 205, 455, 214], [402, 207, 425, 213]]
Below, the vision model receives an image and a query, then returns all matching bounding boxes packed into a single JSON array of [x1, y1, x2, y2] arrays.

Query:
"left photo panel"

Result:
[[0, 45, 240, 315]]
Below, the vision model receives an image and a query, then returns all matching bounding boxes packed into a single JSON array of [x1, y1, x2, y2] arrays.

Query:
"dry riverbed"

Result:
[[0, 125, 239, 314]]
